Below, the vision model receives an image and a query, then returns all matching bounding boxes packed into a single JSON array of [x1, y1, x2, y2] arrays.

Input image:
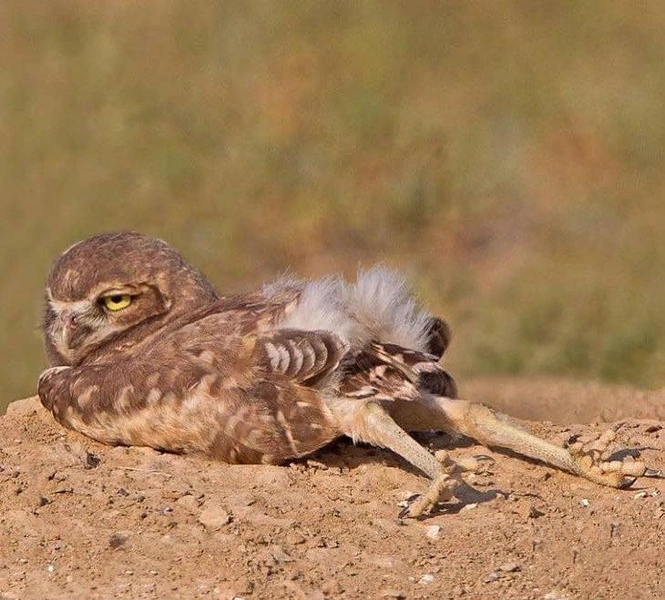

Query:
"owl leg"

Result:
[[335, 401, 476, 517], [418, 396, 663, 488], [399, 450, 485, 518]]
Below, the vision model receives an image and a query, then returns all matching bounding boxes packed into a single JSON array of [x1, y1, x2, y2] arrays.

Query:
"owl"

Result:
[[38, 232, 660, 517]]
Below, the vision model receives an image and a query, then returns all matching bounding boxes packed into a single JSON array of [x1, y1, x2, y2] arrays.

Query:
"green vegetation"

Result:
[[3, 2, 665, 412]]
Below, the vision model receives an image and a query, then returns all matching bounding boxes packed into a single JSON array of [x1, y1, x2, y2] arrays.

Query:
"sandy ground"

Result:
[[0, 378, 663, 600]]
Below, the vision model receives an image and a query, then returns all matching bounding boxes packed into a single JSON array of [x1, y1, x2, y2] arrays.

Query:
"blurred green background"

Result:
[[3, 1, 665, 413]]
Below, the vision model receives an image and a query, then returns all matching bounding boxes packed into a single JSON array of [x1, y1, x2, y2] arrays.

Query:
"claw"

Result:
[[617, 477, 638, 490], [406, 472, 457, 517], [565, 434, 581, 447], [566, 427, 662, 488], [398, 495, 420, 519], [644, 468, 665, 479], [399, 451, 486, 518], [473, 454, 495, 463]]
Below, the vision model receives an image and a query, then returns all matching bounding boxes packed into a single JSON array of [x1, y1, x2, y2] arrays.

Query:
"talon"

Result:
[[644, 468, 665, 479], [398, 496, 420, 519], [617, 477, 637, 489], [473, 454, 495, 464], [565, 434, 581, 447], [399, 471, 459, 518], [567, 427, 662, 488]]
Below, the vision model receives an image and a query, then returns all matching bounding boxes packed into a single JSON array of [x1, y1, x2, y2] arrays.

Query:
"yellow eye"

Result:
[[102, 294, 132, 311]]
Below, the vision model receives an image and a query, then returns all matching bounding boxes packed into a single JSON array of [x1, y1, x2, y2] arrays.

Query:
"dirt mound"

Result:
[[0, 383, 663, 600]]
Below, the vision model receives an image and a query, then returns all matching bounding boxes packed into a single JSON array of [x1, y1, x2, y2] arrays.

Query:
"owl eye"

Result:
[[102, 294, 132, 311]]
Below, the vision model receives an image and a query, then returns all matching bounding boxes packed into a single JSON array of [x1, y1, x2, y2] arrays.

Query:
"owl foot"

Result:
[[566, 427, 664, 488], [399, 451, 486, 518]]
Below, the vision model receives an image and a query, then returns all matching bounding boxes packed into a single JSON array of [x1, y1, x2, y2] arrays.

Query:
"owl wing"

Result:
[[212, 327, 350, 462], [38, 302, 351, 465], [425, 317, 452, 359], [338, 341, 458, 402], [163, 321, 353, 463], [252, 319, 457, 409], [252, 328, 348, 384]]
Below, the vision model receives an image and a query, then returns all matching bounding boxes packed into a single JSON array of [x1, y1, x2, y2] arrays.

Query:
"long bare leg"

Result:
[[331, 400, 481, 517], [331, 397, 662, 518], [410, 396, 661, 488]]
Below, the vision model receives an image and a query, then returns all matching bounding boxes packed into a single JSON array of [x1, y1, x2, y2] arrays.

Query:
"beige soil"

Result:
[[1, 378, 663, 600]]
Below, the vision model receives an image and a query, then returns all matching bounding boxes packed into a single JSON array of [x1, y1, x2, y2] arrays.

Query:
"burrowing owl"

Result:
[[38, 232, 660, 516]]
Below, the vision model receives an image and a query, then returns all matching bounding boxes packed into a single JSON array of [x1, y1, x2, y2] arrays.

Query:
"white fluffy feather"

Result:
[[266, 267, 433, 352], [343, 267, 433, 351], [266, 276, 354, 339]]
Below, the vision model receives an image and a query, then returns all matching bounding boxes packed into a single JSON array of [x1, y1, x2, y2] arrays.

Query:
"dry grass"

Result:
[[3, 1, 665, 411]]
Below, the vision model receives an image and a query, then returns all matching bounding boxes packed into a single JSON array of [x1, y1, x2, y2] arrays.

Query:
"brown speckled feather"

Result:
[[38, 233, 456, 466], [40, 295, 344, 464], [339, 342, 457, 402], [39, 233, 660, 516]]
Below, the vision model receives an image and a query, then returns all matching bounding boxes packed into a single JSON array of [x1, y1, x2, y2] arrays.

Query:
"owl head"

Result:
[[43, 232, 219, 366]]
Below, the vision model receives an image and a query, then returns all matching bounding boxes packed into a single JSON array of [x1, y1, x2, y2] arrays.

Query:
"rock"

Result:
[[484, 571, 500, 583], [271, 545, 293, 563], [175, 494, 200, 513], [109, 532, 129, 549], [425, 525, 442, 539], [380, 589, 406, 599], [5, 396, 41, 416], [198, 502, 231, 530]]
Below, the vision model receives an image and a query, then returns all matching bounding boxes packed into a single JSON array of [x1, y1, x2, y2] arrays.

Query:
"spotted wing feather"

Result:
[[425, 317, 452, 359], [339, 341, 458, 402], [254, 328, 349, 385]]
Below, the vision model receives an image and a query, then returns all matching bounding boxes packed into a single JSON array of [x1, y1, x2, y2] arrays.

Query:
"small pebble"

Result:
[[198, 505, 231, 530], [634, 490, 659, 499], [271, 545, 292, 563], [380, 589, 406, 599], [425, 525, 442, 539], [109, 532, 129, 549]]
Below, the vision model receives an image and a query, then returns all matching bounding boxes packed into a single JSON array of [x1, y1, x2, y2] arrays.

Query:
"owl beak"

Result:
[[60, 312, 76, 348], [60, 311, 89, 350]]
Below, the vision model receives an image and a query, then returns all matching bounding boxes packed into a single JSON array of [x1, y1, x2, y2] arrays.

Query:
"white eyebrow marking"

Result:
[[48, 298, 93, 315]]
